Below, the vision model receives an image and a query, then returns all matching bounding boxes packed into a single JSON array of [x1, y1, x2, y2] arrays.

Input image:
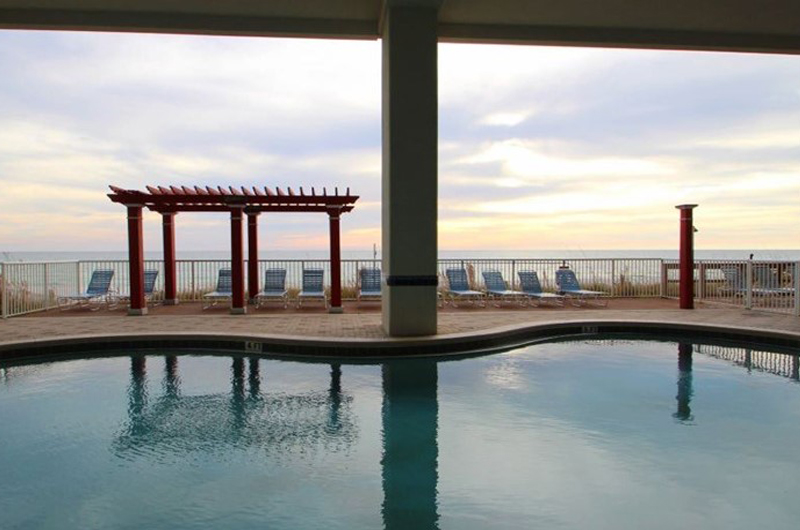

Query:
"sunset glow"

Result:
[[1, 32, 798, 252]]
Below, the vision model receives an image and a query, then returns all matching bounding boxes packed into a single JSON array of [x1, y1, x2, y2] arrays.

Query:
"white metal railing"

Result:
[[1, 258, 798, 318], [437, 258, 663, 298], [661, 259, 799, 316]]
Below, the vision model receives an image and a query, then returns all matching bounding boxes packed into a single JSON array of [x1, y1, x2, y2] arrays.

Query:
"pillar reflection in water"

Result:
[[329, 363, 342, 432], [381, 361, 439, 530], [673, 343, 694, 422], [127, 356, 149, 438], [248, 357, 261, 399], [163, 356, 180, 399], [231, 357, 246, 433]]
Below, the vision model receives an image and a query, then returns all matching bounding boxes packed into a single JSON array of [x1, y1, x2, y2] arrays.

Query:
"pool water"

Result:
[[2, 340, 800, 529]]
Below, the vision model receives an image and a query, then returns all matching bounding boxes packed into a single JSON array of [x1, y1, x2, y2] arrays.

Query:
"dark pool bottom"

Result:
[[1, 338, 799, 530]]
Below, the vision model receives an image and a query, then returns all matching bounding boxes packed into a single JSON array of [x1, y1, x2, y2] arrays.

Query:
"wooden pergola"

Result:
[[108, 185, 358, 315]]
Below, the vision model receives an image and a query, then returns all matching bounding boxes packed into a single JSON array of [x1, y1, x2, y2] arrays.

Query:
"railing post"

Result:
[[610, 259, 616, 297], [76, 261, 82, 294], [511, 259, 516, 290], [697, 261, 706, 300], [355, 260, 360, 297], [659, 260, 666, 298], [43, 263, 50, 310], [1, 263, 7, 319], [190, 261, 196, 301], [745, 260, 753, 310], [794, 261, 800, 317]]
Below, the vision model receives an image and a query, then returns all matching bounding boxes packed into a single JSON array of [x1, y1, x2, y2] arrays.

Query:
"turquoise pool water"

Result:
[[2, 339, 800, 529]]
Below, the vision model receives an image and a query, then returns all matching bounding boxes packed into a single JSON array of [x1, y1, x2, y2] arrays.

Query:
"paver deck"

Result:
[[2, 300, 799, 355]]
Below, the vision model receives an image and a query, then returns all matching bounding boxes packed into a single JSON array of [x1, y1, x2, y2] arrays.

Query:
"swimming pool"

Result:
[[2, 338, 799, 529]]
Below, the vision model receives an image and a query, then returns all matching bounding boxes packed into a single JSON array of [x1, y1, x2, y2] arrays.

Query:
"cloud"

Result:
[[0, 33, 799, 251]]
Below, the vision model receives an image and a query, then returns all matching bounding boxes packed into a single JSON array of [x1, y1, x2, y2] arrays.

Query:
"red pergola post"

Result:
[[230, 206, 246, 314], [126, 204, 147, 316], [247, 212, 260, 303], [162, 212, 178, 305], [676, 204, 698, 309], [328, 207, 343, 313]]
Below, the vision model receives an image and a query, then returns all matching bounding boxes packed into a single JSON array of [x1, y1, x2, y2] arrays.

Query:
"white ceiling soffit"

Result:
[[0, 0, 799, 54]]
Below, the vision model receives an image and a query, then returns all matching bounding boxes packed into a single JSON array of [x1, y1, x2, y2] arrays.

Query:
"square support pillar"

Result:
[[230, 207, 246, 314], [161, 213, 178, 305], [328, 208, 343, 313], [381, 3, 439, 336], [126, 204, 147, 316], [247, 212, 260, 303]]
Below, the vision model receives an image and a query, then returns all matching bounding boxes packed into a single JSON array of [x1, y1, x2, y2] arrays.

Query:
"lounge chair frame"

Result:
[[482, 270, 526, 307], [752, 265, 794, 296], [58, 269, 117, 311], [555, 268, 608, 307], [297, 268, 327, 309], [445, 268, 486, 307], [203, 268, 233, 309], [116, 269, 160, 309], [255, 268, 289, 309], [358, 268, 382, 303], [517, 271, 564, 307]]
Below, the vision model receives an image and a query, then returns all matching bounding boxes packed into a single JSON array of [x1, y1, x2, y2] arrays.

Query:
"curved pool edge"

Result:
[[2, 318, 799, 363]]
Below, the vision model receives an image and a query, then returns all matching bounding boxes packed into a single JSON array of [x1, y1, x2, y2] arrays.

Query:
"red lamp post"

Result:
[[676, 204, 698, 309]]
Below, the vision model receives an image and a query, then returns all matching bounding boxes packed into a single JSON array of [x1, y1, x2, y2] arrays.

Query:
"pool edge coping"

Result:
[[2, 317, 799, 362]]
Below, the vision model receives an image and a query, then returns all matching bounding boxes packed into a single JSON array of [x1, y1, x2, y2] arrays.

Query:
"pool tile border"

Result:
[[1, 319, 798, 364]]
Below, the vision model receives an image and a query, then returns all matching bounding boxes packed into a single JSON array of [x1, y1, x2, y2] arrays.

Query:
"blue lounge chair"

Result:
[[58, 269, 115, 310], [143, 269, 159, 301], [297, 268, 327, 308], [256, 268, 289, 308], [555, 268, 608, 306], [358, 268, 382, 302], [482, 270, 524, 306], [517, 270, 564, 306], [445, 268, 485, 307], [118, 269, 160, 307], [203, 268, 232, 309]]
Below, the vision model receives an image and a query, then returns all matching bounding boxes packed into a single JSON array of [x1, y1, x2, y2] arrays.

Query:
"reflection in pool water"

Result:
[[1, 340, 800, 529]]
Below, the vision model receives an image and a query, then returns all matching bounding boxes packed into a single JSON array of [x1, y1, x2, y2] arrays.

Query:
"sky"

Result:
[[0, 30, 798, 252]]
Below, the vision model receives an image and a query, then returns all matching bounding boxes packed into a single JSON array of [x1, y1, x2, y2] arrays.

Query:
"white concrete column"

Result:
[[381, 1, 439, 336]]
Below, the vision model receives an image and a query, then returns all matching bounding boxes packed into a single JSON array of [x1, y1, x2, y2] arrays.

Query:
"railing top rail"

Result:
[[0, 260, 83, 265], [435, 257, 664, 262]]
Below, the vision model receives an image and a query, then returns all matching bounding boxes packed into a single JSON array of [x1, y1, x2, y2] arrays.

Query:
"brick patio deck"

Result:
[[2, 299, 799, 355]]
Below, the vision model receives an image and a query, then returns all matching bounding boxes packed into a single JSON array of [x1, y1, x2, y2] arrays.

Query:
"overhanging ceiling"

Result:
[[0, 0, 799, 54]]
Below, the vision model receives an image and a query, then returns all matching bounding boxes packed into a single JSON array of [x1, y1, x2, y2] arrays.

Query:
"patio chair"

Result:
[[517, 270, 564, 306], [482, 270, 524, 306], [255, 268, 289, 308], [445, 268, 485, 307], [203, 268, 232, 309], [58, 269, 115, 310], [719, 266, 747, 296], [117, 269, 160, 308], [297, 268, 327, 308], [719, 266, 775, 297], [753, 265, 793, 295], [555, 268, 608, 306], [358, 268, 382, 302]]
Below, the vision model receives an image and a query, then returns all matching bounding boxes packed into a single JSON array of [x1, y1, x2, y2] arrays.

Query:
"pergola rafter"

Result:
[[108, 184, 359, 315]]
